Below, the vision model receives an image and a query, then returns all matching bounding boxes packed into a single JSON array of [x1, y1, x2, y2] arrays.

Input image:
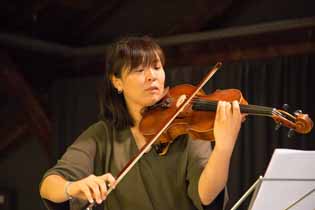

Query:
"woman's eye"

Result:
[[154, 65, 161, 70], [135, 68, 144, 72]]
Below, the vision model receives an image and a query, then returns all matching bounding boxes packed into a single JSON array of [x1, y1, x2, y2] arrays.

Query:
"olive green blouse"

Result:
[[41, 120, 213, 210]]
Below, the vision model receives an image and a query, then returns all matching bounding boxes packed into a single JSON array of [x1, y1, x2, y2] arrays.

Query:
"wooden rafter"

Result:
[[166, 40, 315, 67], [0, 52, 53, 161], [0, 107, 29, 153], [162, 17, 315, 67]]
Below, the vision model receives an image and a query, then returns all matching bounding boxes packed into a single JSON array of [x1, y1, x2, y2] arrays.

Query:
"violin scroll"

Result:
[[272, 109, 313, 135], [294, 113, 313, 134]]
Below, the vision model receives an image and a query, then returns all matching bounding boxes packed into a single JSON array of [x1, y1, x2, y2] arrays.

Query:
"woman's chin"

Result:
[[143, 97, 161, 107]]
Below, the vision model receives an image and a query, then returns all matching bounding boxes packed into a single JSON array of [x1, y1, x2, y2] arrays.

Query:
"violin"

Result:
[[139, 84, 313, 154]]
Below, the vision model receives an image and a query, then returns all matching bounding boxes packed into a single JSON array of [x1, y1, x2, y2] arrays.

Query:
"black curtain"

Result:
[[50, 53, 315, 210]]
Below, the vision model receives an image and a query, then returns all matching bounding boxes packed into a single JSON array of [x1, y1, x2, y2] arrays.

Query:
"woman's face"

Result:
[[112, 56, 165, 110]]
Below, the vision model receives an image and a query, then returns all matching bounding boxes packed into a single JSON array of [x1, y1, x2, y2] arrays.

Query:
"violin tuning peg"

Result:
[[287, 129, 295, 138], [294, 109, 303, 116], [282, 104, 290, 111], [275, 123, 282, 131]]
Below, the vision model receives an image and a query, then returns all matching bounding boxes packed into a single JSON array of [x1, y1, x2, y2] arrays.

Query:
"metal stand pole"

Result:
[[230, 176, 263, 210]]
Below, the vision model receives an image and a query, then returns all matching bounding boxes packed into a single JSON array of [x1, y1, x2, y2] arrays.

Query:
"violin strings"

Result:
[[192, 98, 296, 122], [167, 96, 294, 120], [190, 98, 274, 116]]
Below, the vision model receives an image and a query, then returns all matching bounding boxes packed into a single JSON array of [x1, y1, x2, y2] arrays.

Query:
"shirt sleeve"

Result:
[[186, 138, 212, 210], [39, 126, 98, 210], [43, 135, 96, 180]]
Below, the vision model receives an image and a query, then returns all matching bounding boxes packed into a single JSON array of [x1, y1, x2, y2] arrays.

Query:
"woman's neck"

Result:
[[130, 116, 148, 150], [126, 103, 150, 150], [126, 102, 144, 129]]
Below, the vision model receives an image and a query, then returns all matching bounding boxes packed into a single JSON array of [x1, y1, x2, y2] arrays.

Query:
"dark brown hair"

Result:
[[99, 36, 165, 129]]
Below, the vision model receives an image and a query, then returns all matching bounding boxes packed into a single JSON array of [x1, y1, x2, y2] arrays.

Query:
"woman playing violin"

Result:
[[39, 36, 243, 210]]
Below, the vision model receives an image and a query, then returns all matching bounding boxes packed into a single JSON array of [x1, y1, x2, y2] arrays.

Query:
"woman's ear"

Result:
[[111, 75, 123, 92]]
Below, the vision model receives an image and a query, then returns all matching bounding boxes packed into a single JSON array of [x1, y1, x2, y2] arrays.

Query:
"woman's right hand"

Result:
[[67, 173, 116, 204]]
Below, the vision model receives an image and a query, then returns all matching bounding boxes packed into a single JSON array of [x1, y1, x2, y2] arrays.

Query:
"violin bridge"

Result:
[[176, 94, 187, 108]]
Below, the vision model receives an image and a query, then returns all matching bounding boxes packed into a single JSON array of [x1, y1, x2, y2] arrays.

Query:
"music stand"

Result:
[[230, 149, 315, 210]]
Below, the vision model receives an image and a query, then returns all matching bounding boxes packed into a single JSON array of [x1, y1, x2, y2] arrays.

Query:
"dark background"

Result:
[[0, 0, 315, 209]]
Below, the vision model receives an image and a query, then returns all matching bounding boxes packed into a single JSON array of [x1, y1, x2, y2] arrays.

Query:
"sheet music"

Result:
[[250, 149, 315, 210]]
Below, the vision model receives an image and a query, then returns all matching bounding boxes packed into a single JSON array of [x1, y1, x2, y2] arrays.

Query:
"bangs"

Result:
[[119, 37, 165, 72]]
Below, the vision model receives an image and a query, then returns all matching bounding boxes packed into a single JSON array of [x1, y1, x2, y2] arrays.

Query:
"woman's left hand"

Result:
[[213, 100, 242, 152]]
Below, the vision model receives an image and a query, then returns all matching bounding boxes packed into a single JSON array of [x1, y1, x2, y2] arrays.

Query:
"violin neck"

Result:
[[192, 100, 274, 116]]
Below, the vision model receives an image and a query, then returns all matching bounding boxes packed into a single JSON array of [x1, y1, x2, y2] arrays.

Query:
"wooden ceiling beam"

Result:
[[0, 53, 53, 160], [162, 17, 315, 67], [0, 109, 29, 153], [166, 40, 315, 67], [158, 16, 315, 47]]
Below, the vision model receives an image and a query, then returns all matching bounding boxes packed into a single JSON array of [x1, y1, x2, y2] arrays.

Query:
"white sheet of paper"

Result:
[[250, 149, 315, 210]]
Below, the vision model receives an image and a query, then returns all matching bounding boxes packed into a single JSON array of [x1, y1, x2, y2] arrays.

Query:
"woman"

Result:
[[40, 36, 242, 210]]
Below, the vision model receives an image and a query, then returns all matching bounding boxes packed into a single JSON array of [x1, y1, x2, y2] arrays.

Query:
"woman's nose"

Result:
[[145, 68, 156, 81]]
